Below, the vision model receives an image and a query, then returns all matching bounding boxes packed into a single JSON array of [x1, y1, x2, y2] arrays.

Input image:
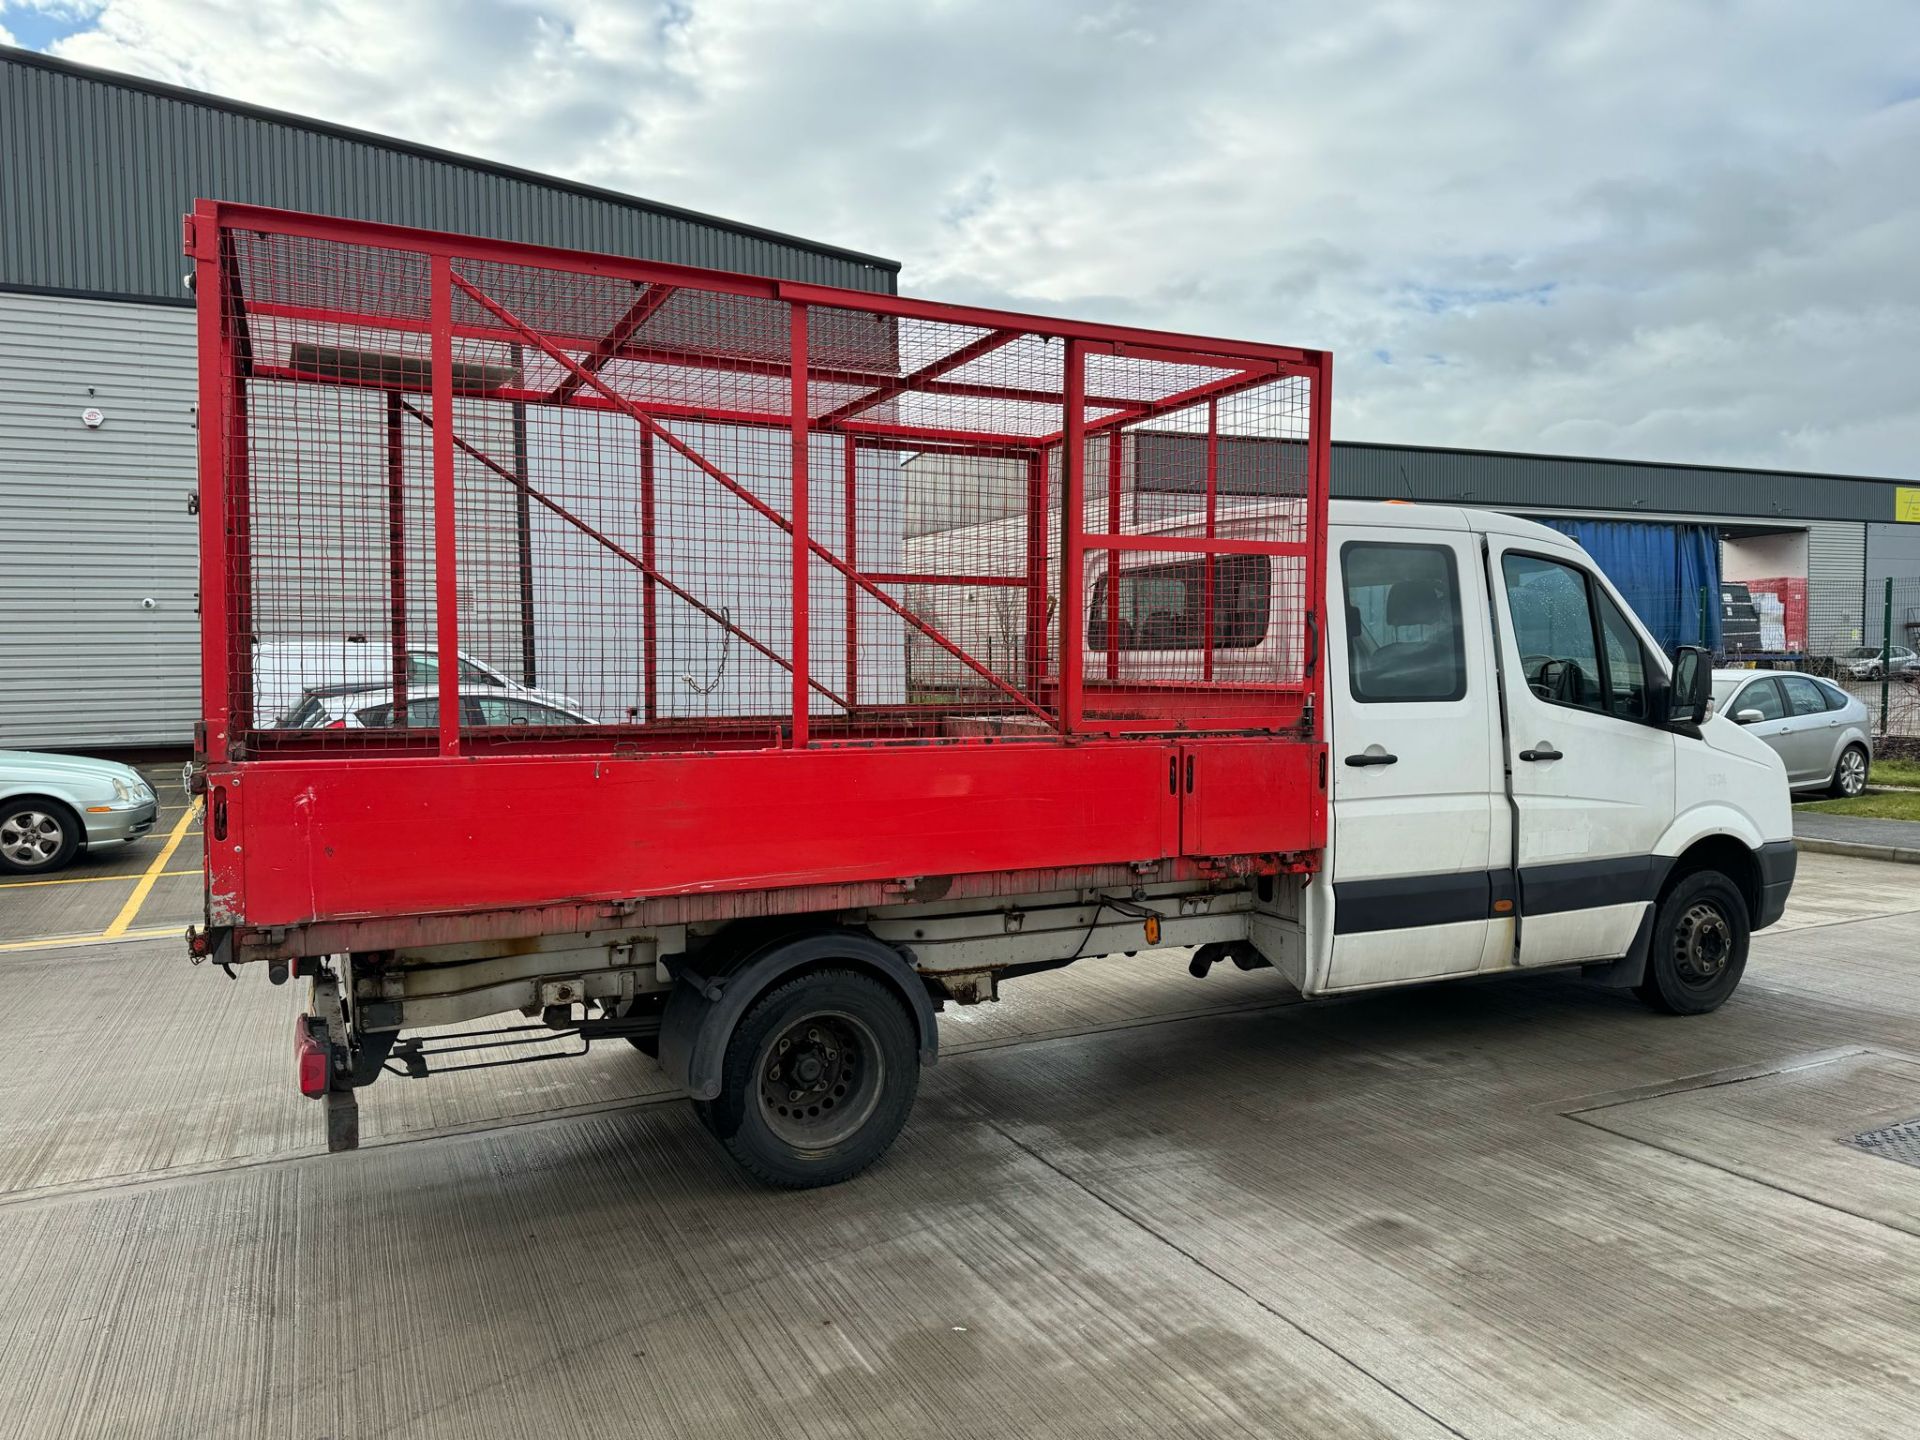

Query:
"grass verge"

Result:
[[1868, 756, 1920, 789], [1797, 790, 1920, 822]]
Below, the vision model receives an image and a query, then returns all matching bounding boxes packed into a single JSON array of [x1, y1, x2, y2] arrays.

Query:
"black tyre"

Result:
[[0, 798, 80, 874], [1636, 870, 1750, 1015], [1828, 744, 1869, 799], [696, 968, 919, 1188]]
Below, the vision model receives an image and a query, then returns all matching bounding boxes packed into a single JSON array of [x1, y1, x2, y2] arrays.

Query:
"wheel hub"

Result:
[[0, 811, 61, 867], [757, 1012, 881, 1148], [1841, 751, 1866, 795], [1673, 901, 1732, 982]]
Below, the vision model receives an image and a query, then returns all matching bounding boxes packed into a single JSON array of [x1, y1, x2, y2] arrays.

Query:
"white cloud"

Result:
[[37, 0, 1920, 476]]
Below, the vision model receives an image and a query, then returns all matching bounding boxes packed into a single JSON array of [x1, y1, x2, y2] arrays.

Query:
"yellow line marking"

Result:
[[0, 926, 178, 954], [0, 868, 200, 891], [103, 798, 201, 939]]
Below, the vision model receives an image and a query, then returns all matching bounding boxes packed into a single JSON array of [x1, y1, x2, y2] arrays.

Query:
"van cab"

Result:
[[1059, 496, 1794, 1011], [1309, 500, 1793, 1009]]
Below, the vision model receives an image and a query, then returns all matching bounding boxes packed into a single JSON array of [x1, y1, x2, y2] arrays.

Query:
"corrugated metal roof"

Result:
[[0, 46, 899, 305], [1332, 441, 1909, 524]]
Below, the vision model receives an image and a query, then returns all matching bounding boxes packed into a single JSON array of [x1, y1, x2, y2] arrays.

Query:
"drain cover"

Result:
[[1850, 1118, 1920, 1168]]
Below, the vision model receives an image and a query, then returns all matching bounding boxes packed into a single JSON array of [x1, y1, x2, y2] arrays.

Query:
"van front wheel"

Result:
[[1635, 870, 1750, 1015]]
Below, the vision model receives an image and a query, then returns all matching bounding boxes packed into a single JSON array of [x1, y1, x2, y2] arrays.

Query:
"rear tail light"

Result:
[[326, 718, 348, 730], [295, 1016, 331, 1098]]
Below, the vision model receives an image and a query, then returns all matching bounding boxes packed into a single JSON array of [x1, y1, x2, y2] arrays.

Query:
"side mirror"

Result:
[[1734, 708, 1764, 726], [1667, 645, 1712, 725]]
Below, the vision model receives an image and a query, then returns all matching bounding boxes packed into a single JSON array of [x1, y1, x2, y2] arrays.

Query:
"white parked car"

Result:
[[255, 641, 587, 726], [283, 685, 596, 731], [1711, 669, 1874, 797], [0, 751, 157, 874]]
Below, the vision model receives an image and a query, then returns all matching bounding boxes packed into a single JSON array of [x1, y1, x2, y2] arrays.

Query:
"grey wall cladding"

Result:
[[0, 293, 199, 747], [0, 47, 898, 303]]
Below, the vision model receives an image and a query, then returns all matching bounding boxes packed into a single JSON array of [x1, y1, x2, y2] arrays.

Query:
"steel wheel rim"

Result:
[[755, 1009, 884, 1149], [1840, 750, 1866, 796], [1672, 900, 1733, 985], [0, 810, 63, 868]]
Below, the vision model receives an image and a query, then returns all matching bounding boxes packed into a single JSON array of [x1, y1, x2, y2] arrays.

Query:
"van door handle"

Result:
[[1344, 751, 1398, 767], [1518, 746, 1563, 762]]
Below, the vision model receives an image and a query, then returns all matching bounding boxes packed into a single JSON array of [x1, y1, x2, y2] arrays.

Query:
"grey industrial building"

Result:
[[2, 46, 1915, 749]]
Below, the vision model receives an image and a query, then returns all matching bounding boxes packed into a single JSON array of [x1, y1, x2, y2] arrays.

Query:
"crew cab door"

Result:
[[1487, 540, 1677, 967], [1323, 525, 1503, 989]]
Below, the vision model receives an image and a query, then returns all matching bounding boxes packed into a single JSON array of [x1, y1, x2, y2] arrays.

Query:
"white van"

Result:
[[266, 499, 1798, 1187]]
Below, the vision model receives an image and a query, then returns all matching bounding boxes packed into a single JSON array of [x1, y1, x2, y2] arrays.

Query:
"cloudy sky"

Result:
[[7, 0, 1919, 477]]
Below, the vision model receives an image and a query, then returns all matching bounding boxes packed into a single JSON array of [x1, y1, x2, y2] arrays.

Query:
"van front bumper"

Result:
[[1754, 840, 1796, 931]]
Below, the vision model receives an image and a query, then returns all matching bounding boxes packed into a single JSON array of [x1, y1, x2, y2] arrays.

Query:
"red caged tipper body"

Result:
[[185, 200, 1330, 1182]]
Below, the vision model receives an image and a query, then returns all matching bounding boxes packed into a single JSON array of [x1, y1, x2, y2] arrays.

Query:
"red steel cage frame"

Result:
[[186, 202, 1330, 953]]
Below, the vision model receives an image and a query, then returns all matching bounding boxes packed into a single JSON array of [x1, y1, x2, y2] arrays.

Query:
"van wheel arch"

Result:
[[657, 925, 939, 1103], [1659, 834, 1759, 919]]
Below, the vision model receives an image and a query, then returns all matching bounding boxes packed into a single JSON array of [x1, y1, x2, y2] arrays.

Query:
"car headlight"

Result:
[[110, 777, 148, 803]]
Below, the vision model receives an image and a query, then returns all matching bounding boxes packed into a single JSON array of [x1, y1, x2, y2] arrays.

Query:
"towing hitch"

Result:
[[297, 962, 395, 1154]]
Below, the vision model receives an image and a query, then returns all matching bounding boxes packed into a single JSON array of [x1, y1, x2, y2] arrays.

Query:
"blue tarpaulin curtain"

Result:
[[1533, 519, 1721, 652]]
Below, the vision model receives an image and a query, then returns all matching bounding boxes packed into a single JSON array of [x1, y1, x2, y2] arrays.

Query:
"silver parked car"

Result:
[[1711, 669, 1873, 797], [284, 685, 596, 730], [255, 641, 588, 727], [0, 750, 158, 874], [1835, 644, 1917, 681]]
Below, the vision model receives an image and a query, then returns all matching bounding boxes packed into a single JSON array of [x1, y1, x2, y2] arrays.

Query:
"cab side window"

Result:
[[1341, 542, 1468, 702], [1087, 555, 1271, 652], [1596, 590, 1651, 721], [1502, 554, 1605, 713]]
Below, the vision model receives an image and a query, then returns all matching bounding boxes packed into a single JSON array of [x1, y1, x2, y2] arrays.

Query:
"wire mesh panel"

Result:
[[190, 203, 1328, 760], [1075, 362, 1318, 731]]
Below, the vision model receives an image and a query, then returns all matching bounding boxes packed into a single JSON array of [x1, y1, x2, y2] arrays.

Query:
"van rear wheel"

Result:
[[695, 968, 919, 1188], [1635, 870, 1750, 1015]]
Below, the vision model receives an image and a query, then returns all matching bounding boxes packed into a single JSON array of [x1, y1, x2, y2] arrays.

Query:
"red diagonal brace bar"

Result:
[[815, 327, 1021, 427], [450, 270, 1058, 728], [550, 283, 677, 403], [1074, 363, 1277, 442], [398, 399, 851, 712]]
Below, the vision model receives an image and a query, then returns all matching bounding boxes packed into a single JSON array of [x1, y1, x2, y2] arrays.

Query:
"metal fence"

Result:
[[1636, 576, 1920, 737]]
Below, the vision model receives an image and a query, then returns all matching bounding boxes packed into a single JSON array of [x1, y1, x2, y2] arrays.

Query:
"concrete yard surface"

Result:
[[0, 853, 1917, 1437]]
